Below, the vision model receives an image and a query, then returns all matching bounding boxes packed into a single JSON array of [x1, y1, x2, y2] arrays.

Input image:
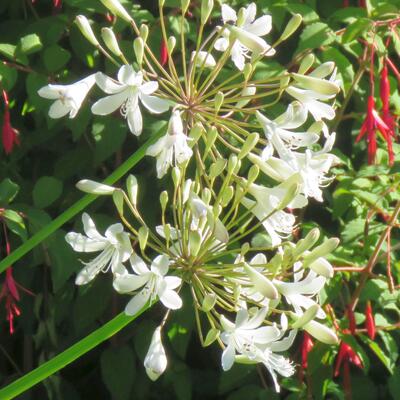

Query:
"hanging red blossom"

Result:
[[365, 301, 376, 340], [160, 40, 168, 67], [355, 95, 394, 165], [380, 61, 396, 138], [334, 342, 363, 377], [2, 91, 20, 155]]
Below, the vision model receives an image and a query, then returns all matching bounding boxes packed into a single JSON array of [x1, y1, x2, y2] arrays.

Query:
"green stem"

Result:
[[0, 306, 149, 400], [0, 128, 165, 275]]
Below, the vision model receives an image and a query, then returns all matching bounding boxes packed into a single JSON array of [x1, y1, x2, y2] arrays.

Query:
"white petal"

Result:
[[221, 4, 237, 23], [231, 43, 245, 71], [146, 136, 167, 157], [244, 3, 257, 25], [95, 72, 124, 94], [151, 254, 170, 276], [82, 212, 104, 241], [140, 81, 158, 95], [117, 65, 138, 86], [127, 105, 143, 136], [246, 15, 272, 36], [48, 100, 71, 119], [221, 342, 236, 371], [159, 289, 182, 310], [214, 37, 229, 52], [125, 290, 150, 316], [91, 91, 128, 115], [38, 85, 64, 99], [165, 276, 181, 290], [140, 94, 169, 114], [113, 273, 149, 293], [65, 232, 106, 252], [130, 254, 149, 275]]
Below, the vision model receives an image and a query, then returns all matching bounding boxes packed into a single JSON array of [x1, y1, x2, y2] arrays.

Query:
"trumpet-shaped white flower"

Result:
[[146, 111, 193, 178], [286, 63, 339, 121], [220, 307, 280, 371], [91, 65, 170, 135], [38, 74, 96, 119], [66, 213, 132, 285], [144, 327, 168, 381], [256, 103, 320, 149], [113, 254, 182, 315], [215, 3, 274, 70]]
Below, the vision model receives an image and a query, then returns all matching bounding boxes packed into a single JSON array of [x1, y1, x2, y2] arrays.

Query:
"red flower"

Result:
[[365, 301, 376, 340], [334, 342, 363, 377], [2, 91, 20, 155], [299, 332, 314, 381], [53, 0, 61, 9], [380, 62, 396, 138], [160, 40, 168, 67], [355, 95, 394, 165]]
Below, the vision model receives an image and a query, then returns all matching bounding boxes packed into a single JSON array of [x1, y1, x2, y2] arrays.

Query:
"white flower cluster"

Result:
[[41, 0, 341, 392]]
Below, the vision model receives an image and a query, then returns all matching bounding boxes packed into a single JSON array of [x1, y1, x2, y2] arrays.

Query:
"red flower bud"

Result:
[[160, 40, 168, 67], [2, 91, 20, 155], [334, 342, 363, 377], [346, 307, 356, 335], [365, 301, 376, 340]]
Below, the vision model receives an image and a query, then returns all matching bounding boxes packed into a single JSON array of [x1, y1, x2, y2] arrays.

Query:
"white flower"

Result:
[[65, 213, 132, 285], [214, 3, 274, 70], [146, 110, 193, 178], [91, 65, 170, 135], [191, 51, 216, 68], [38, 74, 96, 119], [113, 254, 182, 315], [256, 103, 320, 149], [144, 327, 168, 381], [286, 63, 339, 121], [220, 307, 280, 371]]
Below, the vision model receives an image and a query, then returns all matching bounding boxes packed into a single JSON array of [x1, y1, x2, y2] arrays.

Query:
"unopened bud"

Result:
[[243, 63, 253, 81], [201, 0, 214, 25], [291, 304, 320, 329], [189, 122, 204, 144], [303, 238, 340, 266], [308, 257, 334, 278], [304, 320, 339, 345], [298, 53, 315, 75], [172, 167, 181, 187], [112, 190, 124, 214], [204, 126, 218, 156], [215, 91, 224, 113], [227, 154, 238, 174], [204, 328, 220, 346], [160, 190, 168, 212], [280, 14, 302, 42], [201, 293, 217, 312], [167, 36, 176, 54], [279, 183, 300, 210], [236, 85, 256, 108], [134, 37, 144, 65], [244, 263, 278, 299], [138, 226, 149, 251], [100, 0, 133, 23], [140, 24, 149, 42], [126, 175, 138, 206], [291, 73, 340, 96], [101, 27, 122, 57], [247, 165, 259, 184], [189, 230, 202, 257], [75, 16, 99, 47], [209, 158, 226, 179], [221, 186, 234, 207], [76, 179, 115, 195], [239, 132, 259, 160], [228, 26, 269, 54]]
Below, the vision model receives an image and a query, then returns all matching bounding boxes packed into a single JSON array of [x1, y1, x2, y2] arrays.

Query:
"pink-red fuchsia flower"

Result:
[[365, 301, 376, 340], [299, 332, 314, 381], [160, 40, 168, 66], [380, 61, 396, 138], [334, 342, 363, 377], [2, 90, 19, 154], [355, 95, 394, 165]]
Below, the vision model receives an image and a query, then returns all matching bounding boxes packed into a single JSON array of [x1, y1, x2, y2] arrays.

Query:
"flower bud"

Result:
[[126, 175, 138, 206], [291, 304, 320, 329], [76, 179, 115, 195], [298, 53, 315, 75], [236, 85, 256, 109], [202, 188, 212, 205], [172, 167, 181, 187], [204, 328, 220, 346], [243, 263, 278, 299], [221, 186, 234, 207], [293, 228, 320, 258], [209, 158, 226, 179], [160, 190, 168, 212], [303, 238, 339, 266], [204, 126, 218, 156], [214, 91, 224, 113], [100, 0, 133, 23], [101, 27, 122, 57], [279, 13, 302, 42], [228, 26, 269, 55], [75, 16, 99, 47], [189, 122, 204, 144], [189, 230, 202, 257], [138, 226, 149, 251], [112, 190, 124, 214], [201, 0, 214, 24], [144, 327, 167, 381], [365, 301, 376, 340], [202, 293, 217, 312], [243, 63, 253, 81], [140, 24, 149, 42], [291, 73, 340, 96], [227, 154, 238, 174], [238, 132, 259, 160], [304, 320, 339, 345], [134, 37, 144, 65], [247, 164, 259, 184], [308, 257, 334, 278], [279, 183, 300, 210], [167, 36, 176, 54]]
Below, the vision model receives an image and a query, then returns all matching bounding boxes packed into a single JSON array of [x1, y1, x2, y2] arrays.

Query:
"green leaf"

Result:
[[341, 18, 373, 44], [43, 45, 71, 72], [0, 62, 18, 91], [18, 33, 43, 55], [297, 22, 335, 53], [286, 4, 319, 24], [3, 209, 27, 241], [360, 334, 393, 373], [33, 176, 63, 208], [388, 365, 400, 399], [0, 178, 19, 204], [101, 345, 135, 400]]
